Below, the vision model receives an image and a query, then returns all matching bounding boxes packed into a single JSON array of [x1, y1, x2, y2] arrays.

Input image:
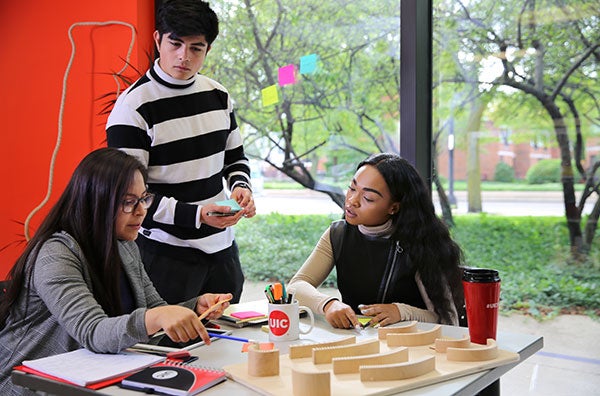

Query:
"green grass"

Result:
[[235, 213, 600, 320]]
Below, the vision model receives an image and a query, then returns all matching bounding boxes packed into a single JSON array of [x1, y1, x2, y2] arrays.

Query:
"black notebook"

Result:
[[121, 359, 227, 395]]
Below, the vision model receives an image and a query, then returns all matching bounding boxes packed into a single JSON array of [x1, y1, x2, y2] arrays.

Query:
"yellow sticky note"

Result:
[[261, 84, 279, 106]]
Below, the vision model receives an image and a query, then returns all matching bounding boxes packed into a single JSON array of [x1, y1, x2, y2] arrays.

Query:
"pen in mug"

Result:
[[272, 283, 283, 303], [264, 286, 275, 303], [281, 282, 287, 302]]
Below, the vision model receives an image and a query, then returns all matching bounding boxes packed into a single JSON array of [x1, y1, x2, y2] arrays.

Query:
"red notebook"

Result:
[[13, 365, 126, 390], [121, 359, 227, 395]]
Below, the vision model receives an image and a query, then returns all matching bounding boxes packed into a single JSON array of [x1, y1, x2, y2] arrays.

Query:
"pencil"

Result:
[[207, 332, 251, 343]]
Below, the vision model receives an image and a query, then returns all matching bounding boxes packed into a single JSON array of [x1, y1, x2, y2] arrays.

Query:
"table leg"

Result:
[[477, 379, 500, 396]]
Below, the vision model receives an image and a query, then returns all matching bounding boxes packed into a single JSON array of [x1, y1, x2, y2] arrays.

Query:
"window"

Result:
[[208, 0, 401, 189]]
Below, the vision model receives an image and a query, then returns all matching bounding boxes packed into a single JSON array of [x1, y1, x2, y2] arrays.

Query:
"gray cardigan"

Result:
[[0, 231, 196, 395]]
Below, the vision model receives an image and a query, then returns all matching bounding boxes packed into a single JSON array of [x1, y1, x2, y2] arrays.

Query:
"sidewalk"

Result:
[[254, 189, 596, 217], [240, 281, 600, 395]]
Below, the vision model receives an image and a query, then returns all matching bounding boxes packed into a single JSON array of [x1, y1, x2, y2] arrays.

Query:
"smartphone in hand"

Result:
[[207, 199, 242, 216], [207, 211, 238, 217]]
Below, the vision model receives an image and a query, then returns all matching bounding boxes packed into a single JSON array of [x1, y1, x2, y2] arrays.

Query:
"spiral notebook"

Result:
[[19, 348, 164, 387], [121, 359, 227, 395]]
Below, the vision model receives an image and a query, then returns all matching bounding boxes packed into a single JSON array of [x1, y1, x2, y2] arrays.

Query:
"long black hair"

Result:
[[0, 148, 147, 328], [358, 153, 464, 324]]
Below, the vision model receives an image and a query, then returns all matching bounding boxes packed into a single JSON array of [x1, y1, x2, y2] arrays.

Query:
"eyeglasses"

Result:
[[121, 193, 155, 213]]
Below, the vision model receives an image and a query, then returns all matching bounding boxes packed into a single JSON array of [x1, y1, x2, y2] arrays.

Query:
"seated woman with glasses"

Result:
[[0, 148, 232, 393]]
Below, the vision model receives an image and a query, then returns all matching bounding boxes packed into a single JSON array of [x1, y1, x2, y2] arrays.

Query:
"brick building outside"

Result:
[[436, 131, 600, 182]]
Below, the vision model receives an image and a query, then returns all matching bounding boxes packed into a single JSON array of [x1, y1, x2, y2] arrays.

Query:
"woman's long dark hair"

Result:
[[0, 148, 147, 328], [358, 153, 464, 324]]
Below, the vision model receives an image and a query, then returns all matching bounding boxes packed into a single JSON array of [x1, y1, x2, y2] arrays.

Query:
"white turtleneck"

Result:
[[357, 218, 394, 238]]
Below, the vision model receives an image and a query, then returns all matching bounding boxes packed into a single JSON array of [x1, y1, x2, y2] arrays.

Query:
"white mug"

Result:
[[268, 301, 314, 341]]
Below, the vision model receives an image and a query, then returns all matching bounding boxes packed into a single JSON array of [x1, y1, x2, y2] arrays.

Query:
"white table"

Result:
[[12, 315, 543, 396]]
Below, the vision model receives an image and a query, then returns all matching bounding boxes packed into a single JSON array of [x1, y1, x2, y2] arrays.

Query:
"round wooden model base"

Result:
[[292, 368, 331, 396], [248, 347, 280, 377]]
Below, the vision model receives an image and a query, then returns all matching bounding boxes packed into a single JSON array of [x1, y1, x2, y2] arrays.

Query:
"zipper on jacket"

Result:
[[381, 241, 403, 302]]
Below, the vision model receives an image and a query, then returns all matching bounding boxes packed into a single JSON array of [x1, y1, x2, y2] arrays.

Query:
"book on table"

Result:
[[213, 300, 268, 328], [121, 359, 227, 395], [18, 348, 164, 387]]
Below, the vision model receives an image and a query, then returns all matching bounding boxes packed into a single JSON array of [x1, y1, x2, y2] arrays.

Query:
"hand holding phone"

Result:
[[207, 199, 242, 217]]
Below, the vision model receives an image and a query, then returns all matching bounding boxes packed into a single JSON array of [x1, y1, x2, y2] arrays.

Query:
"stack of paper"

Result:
[[215, 301, 268, 328]]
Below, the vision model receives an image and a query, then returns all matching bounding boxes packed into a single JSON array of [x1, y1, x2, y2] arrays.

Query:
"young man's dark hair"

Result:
[[156, 0, 219, 44]]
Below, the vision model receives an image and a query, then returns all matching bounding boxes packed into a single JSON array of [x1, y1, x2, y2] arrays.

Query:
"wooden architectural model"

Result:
[[225, 324, 520, 396]]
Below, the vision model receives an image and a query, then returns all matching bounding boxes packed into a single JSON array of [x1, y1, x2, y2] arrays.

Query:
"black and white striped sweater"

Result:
[[106, 60, 250, 254]]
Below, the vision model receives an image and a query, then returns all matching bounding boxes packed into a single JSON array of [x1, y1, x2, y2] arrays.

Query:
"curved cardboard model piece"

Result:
[[332, 347, 409, 374], [360, 356, 436, 381], [387, 325, 442, 346], [313, 339, 380, 364], [288, 336, 356, 359], [378, 320, 418, 340], [446, 338, 499, 361], [248, 348, 280, 377], [292, 368, 331, 396], [434, 334, 471, 352]]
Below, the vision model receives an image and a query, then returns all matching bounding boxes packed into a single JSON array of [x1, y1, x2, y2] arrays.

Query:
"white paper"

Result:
[[22, 348, 164, 386]]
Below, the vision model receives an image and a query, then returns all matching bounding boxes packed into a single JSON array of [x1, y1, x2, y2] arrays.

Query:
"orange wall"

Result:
[[0, 1, 155, 278]]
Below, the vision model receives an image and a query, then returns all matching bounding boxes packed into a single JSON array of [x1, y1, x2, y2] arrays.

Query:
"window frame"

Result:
[[400, 0, 432, 187]]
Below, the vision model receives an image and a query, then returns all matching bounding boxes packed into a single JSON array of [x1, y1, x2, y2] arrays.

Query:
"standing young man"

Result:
[[106, 0, 255, 304]]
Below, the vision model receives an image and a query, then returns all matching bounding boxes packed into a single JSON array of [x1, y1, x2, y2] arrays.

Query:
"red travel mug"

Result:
[[462, 268, 501, 345]]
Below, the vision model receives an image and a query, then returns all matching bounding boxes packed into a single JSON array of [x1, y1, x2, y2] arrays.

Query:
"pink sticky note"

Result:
[[230, 311, 266, 319], [278, 64, 297, 86]]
